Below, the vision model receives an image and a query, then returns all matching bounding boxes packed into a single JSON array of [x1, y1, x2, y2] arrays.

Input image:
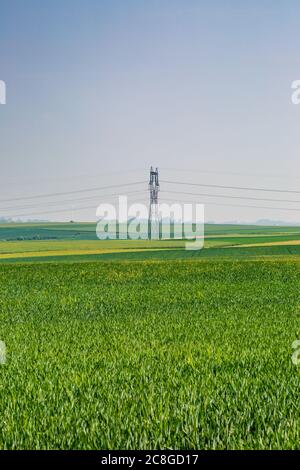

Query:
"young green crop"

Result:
[[0, 259, 299, 449]]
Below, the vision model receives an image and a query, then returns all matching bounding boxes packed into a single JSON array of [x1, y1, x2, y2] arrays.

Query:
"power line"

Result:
[[159, 196, 300, 212], [161, 180, 300, 195], [3, 172, 300, 221], [7, 194, 300, 219], [0, 181, 147, 204], [0, 168, 148, 189], [6, 197, 150, 219], [0, 190, 148, 213], [160, 190, 300, 204], [8, 196, 300, 220]]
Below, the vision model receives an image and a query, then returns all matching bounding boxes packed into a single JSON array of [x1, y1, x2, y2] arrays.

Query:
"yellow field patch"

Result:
[[0, 247, 181, 260], [230, 240, 300, 248]]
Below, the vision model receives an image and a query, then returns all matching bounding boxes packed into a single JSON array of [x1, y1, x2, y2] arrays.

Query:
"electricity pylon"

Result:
[[149, 167, 160, 239]]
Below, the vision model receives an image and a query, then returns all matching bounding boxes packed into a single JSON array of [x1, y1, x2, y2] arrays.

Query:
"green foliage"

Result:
[[0, 260, 300, 449]]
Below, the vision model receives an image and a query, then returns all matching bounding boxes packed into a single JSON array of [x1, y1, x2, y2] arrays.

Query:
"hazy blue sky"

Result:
[[1, 0, 300, 222]]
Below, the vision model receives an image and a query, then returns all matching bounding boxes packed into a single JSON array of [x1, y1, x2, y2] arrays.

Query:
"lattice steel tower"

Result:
[[148, 167, 160, 239]]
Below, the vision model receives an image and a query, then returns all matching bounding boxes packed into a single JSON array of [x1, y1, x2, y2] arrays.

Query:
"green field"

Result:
[[1, 223, 300, 449], [1, 222, 300, 262]]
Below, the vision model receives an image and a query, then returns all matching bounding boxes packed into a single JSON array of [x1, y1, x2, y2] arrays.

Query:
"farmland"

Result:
[[0, 223, 300, 449], [1, 222, 300, 262]]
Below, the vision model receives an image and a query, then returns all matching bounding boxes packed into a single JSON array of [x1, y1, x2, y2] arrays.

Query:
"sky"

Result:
[[0, 0, 300, 223]]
